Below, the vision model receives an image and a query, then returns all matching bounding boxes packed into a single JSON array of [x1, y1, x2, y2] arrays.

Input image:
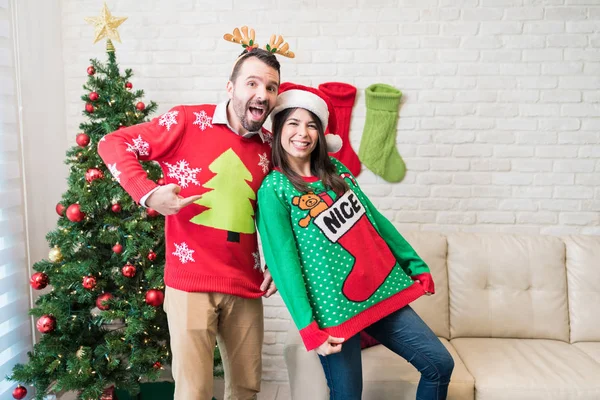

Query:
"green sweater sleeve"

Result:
[[257, 182, 329, 350]]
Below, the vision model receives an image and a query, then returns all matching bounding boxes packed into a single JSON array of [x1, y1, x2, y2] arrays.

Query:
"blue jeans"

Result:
[[318, 305, 454, 400]]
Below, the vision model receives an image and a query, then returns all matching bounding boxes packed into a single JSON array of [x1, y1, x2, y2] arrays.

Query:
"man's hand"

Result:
[[260, 268, 277, 298], [146, 184, 201, 216], [316, 336, 345, 356]]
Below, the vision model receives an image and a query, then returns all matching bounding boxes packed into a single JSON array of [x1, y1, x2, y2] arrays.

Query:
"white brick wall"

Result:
[[60, 0, 600, 382]]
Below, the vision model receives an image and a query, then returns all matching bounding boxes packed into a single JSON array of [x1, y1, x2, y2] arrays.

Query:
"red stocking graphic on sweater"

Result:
[[291, 190, 396, 302]]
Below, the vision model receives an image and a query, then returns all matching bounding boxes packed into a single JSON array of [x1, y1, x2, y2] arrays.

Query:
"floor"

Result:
[[257, 382, 291, 400], [58, 381, 292, 400]]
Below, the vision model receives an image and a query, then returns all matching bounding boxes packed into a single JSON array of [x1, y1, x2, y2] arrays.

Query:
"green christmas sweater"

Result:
[[256, 158, 434, 351]]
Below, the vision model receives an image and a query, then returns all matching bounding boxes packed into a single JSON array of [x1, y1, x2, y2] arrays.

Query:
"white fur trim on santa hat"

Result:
[[271, 89, 330, 130]]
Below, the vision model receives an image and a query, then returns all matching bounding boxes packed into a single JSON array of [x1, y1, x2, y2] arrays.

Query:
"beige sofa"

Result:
[[283, 232, 600, 400]]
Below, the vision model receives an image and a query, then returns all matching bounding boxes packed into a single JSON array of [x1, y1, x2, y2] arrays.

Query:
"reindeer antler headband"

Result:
[[223, 26, 295, 58]]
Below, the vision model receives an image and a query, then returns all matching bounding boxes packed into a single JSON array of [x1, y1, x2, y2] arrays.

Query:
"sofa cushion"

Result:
[[447, 233, 569, 341], [574, 342, 600, 364], [402, 231, 450, 339], [452, 338, 600, 400], [564, 235, 600, 342], [361, 337, 473, 400]]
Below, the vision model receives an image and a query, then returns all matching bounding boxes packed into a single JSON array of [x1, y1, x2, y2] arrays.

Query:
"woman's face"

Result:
[[280, 108, 320, 164]]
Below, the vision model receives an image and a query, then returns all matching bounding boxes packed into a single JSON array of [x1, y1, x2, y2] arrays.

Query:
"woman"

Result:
[[256, 83, 454, 399]]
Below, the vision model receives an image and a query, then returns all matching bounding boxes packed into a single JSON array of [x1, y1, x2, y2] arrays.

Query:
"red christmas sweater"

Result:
[[98, 103, 273, 297]]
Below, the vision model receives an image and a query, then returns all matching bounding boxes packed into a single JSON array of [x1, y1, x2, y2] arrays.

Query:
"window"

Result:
[[0, 0, 33, 397]]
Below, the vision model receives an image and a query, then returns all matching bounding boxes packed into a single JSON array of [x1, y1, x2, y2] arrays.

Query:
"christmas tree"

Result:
[[10, 5, 171, 400], [190, 149, 257, 243]]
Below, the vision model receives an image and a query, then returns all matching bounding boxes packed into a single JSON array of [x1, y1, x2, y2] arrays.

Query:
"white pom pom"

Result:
[[325, 134, 343, 153]]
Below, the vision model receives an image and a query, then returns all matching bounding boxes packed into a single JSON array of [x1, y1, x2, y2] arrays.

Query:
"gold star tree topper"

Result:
[[84, 2, 127, 44]]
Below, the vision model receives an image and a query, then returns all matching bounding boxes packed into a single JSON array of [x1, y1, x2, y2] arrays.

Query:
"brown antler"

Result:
[[223, 26, 258, 49], [265, 34, 295, 58]]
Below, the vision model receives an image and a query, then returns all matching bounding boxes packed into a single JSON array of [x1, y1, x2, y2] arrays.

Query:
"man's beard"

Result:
[[233, 97, 268, 132]]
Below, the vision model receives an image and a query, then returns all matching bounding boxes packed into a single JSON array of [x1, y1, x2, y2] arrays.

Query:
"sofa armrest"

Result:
[[283, 324, 329, 400]]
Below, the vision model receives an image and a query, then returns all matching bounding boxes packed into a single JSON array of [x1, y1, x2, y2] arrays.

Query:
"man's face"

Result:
[[227, 57, 279, 133]]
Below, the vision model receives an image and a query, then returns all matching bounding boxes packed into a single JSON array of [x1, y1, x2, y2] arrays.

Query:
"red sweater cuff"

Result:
[[318, 82, 357, 107], [299, 320, 330, 351], [411, 273, 435, 294], [124, 177, 159, 204]]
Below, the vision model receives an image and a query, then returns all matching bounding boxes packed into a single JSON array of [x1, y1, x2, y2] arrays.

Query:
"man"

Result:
[[99, 47, 280, 400]]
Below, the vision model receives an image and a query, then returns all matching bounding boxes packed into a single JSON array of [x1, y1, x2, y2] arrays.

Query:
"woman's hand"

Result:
[[315, 336, 345, 356]]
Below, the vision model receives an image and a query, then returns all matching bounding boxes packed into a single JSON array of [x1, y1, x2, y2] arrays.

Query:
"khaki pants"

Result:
[[164, 285, 263, 400]]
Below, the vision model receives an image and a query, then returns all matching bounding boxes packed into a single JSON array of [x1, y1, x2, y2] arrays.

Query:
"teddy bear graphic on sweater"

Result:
[[292, 192, 330, 228], [291, 188, 396, 302]]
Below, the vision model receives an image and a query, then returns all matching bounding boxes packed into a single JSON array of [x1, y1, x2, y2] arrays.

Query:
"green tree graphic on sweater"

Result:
[[191, 148, 255, 242]]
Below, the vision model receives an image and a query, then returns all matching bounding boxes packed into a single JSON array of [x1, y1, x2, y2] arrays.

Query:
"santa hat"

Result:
[[271, 83, 343, 153]]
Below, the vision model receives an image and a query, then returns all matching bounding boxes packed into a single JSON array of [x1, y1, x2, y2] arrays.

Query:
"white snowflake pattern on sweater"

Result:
[[126, 135, 150, 156], [159, 111, 179, 131], [252, 251, 261, 270], [107, 163, 121, 183], [263, 133, 273, 147], [163, 159, 201, 188], [173, 242, 195, 264], [193, 111, 213, 131], [258, 152, 270, 174]]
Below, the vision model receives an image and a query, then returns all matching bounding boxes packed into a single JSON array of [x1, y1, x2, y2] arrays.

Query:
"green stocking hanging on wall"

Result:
[[358, 83, 406, 183]]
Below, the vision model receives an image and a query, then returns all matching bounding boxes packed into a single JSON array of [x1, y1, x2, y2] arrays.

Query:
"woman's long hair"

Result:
[[271, 107, 349, 194]]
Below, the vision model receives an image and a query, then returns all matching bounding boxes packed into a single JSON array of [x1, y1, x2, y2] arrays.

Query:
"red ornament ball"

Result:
[[85, 168, 104, 183], [153, 361, 162, 369], [66, 204, 85, 222], [111, 203, 122, 213], [135, 102, 145, 111], [12, 385, 27, 400], [125, 82, 133, 89], [56, 202, 66, 216], [36, 315, 56, 334], [87, 66, 96, 76], [112, 243, 123, 254], [118, 126, 127, 130], [146, 208, 160, 218], [157, 178, 165, 185], [82, 275, 97, 290], [145, 289, 164, 307], [147, 251, 157, 261], [96, 293, 113, 310], [89, 91, 99, 101], [30, 272, 49, 290], [76, 133, 90, 147], [121, 264, 136, 278], [85, 103, 95, 113]]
